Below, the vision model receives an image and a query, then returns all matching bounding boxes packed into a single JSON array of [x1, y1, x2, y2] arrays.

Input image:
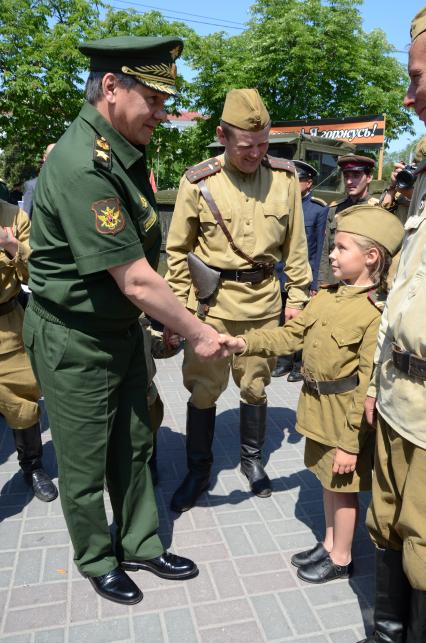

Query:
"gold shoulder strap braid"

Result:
[[197, 179, 272, 270]]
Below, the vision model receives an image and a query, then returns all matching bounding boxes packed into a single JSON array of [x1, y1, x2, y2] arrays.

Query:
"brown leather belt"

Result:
[[302, 370, 358, 395], [392, 344, 426, 380], [0, 297, 17, 316], [209, 266, 274, 284]]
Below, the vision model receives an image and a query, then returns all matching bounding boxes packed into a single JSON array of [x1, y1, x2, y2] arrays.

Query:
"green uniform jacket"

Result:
[[242, 284, 382, 453], [29, 102, 161, 329]]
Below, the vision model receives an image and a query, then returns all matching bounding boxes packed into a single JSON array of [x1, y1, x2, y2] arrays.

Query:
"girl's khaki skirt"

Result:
[[304, 433, 375, 492]]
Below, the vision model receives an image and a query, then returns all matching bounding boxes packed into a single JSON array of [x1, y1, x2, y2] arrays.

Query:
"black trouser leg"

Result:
[[240, 401, 271, 498], [357, 548, 411, 643], [406, 590, 426, 643], [171, 403, 215, 513], [12, 423, 58, 502], [13, 423, 43, 474]]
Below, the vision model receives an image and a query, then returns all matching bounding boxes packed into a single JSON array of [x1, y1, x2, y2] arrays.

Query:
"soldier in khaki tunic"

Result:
[[166, 89, 311, 513], [0, 199, 57, 502], [319, 155, 378, 286], [222, 205, 404, 584], [358, 8, 426, 642]]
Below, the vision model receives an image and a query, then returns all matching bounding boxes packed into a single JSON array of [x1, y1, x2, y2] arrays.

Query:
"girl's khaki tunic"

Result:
[[242, 283, 382, 491]]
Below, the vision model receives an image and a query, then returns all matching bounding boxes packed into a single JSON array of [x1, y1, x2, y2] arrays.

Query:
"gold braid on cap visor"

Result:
[[121, 63, 177, 95]]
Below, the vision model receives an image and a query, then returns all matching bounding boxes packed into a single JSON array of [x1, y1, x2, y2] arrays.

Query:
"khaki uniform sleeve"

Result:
[[11, 208, 31, 284], [366, 302, 391, 399], [318, 206, 335, 285], [338, 316, 381, 453], [241, 306, 308, 356], [281, 176, 311, 308], [165, 175, 200, 306]]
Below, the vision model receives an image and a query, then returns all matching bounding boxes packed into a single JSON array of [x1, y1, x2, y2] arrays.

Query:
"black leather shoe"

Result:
[[122, 552, 198, 580], [297, 554, 353, 583], [88, 567, 143, 604], [291, 542, 328, 568], [287, 369, 303, 383], [26, 468, 58, 502], [271, 358, 293, 378], [171, 473, 210, 513]]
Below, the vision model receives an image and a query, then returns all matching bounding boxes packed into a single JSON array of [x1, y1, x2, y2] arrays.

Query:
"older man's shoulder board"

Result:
[[311, 196, 328, 206], [367, 289, 386, 312], [93, 136, 112, 170], [262, 155, 296, 173], [186, 157, 222, 183]]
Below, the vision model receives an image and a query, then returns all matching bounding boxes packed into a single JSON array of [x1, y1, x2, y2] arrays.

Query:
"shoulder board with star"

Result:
[[262, 155, 296, 173], [93, 136, 112, 170], [310, 196, 328, 206], [185, 157, 221, 183], [367, 288, 387, 312]]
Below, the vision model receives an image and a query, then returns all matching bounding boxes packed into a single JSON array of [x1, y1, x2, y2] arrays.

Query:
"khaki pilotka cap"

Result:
[[79, 36, 184, 96], [411, 6, 426, 41], [221, 89, 270, 131], [336, 205, 404, 256]]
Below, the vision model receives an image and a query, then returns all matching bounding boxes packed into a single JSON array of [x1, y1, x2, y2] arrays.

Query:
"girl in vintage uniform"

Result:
[[221, 205, 404, 584]]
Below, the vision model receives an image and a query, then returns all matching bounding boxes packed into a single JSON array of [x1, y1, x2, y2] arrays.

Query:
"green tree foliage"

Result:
[[187, 0, 413, 145], [0, 0, 101, 168], [0, 0, 414, 188]]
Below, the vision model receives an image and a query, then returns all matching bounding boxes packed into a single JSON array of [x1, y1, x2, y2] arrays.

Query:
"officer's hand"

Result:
[[309, 289, 318, 297], [332, 448, 357, 475], [218, 333, 246, 355], [190, 324, 230, 361], [364, 395, 377, 428], [284, 307, 302, 322]]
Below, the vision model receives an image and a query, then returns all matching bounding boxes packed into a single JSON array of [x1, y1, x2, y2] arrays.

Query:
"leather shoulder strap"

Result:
[[262, 155, 296, 173], [198, 179, 272, 270], [186, 158, 222, 184]]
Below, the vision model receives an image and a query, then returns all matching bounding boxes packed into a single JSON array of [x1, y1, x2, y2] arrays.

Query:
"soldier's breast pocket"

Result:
[[261, 201, 289, 236]]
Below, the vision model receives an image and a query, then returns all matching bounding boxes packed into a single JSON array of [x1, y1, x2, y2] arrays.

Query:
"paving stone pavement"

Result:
[[0, 352, 375, 642]]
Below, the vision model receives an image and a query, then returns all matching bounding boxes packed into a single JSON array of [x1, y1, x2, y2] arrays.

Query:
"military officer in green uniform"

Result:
[[166, 89, 311, 513], [358, 8, 426, 641], [318, 154, 378, 286], [24, 36, 226, 605]]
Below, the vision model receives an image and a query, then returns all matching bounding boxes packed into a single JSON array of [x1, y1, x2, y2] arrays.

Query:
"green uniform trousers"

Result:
[[183, 315, 280, 408], [366, 414, 426, 590], [23, 304, 163, 577]]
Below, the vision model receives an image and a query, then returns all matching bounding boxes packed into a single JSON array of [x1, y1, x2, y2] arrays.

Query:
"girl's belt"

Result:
[[301, 370, 358, 395]]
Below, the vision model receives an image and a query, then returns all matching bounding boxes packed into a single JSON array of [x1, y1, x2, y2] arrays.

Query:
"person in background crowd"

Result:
[[318, 154, 378, 286], [0, 198, 58, 502], [22, 144, 56, 219], [272, 160, 328, 382], [221, 205, 404, 585], [166, 88, 311, 513], [359, 7, 426, 641]]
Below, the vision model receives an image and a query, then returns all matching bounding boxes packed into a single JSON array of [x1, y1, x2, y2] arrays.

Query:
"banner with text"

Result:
[[271, 114, 385, 148]]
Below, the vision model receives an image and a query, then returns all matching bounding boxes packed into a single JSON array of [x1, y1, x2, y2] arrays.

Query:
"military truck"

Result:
[[155, 131, 382, 251]]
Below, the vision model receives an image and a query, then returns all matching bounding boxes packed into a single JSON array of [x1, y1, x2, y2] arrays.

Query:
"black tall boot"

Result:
[[406, 590, 426, 643], [171, 404, 215, 513], [13, 423, 58, 502], [240, 401, 271, 498], [357, 548, 411, 643]]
